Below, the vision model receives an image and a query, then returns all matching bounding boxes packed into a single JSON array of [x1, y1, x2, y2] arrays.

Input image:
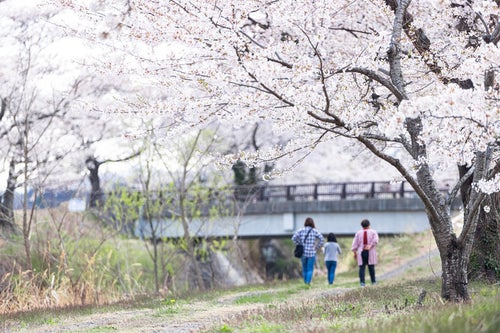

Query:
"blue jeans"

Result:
[[301, 256, 316, 284], [325, 260, 337, 284]]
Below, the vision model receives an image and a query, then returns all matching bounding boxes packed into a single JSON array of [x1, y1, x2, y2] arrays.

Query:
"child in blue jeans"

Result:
[[323, 233, 342, 285]]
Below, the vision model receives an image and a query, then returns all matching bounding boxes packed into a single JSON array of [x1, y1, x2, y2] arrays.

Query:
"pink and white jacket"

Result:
[[351, 228, 379, 265]]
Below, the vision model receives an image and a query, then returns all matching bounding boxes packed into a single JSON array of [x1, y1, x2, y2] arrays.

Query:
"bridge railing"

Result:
[[102, 181, 449, 206], [233, 181, 425, 202], [101, 181, 457, 224]]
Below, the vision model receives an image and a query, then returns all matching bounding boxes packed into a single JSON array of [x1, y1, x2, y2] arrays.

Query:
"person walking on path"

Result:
[[292, 217, 324, 285], [323, 233, 342, 285], [351, 219, 379, 286]]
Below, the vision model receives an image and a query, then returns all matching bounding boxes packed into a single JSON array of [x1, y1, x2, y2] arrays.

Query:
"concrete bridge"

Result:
[[134, 181, 458, 239]]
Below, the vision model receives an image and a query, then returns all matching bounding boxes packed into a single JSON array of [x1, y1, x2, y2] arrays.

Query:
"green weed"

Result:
[[215, 324, 234, 332], [154, 298, 181, 316]]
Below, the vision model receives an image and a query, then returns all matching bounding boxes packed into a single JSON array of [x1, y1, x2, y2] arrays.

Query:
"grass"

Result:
[[233, 288, 301, 305], [3, 269, 498, 333], [206, 279, 499, 333], [1, 228, 497, 333]]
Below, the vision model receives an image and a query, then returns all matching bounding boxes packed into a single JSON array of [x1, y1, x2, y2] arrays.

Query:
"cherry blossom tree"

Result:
[[0, 0, 144, 281], [0, 1, 89, 270], [54, 0, 499, 302], [1, 0, 147, 209], [85, 148, 143, 208]]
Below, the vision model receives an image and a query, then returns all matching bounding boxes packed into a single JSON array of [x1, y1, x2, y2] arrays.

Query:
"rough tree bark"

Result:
[[460, 65, 500, 283], [469, 192, 500, 282], [0, 99, 17, 235], [0, 159, 18, 234]]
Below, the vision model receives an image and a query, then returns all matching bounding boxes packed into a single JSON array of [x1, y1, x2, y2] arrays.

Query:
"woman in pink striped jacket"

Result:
[[351, 219, 379, 287]]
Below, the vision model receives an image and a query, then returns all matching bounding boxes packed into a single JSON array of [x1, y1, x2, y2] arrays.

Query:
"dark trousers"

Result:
[[359, 250, 376, 284]]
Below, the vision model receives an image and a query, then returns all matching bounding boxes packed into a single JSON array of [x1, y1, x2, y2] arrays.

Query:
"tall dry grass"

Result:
[[0, 206, 153, 314]]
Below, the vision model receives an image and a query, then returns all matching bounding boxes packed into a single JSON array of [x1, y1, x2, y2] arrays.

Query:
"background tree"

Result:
[[231, 123, 277, 186], [125, 128, 171, 293], [153, 129, 230, 291], [85, 149, 143, 208], [116, 124, 236, 292], [0, 1, 134, 286], [0, 1, 85, 266]]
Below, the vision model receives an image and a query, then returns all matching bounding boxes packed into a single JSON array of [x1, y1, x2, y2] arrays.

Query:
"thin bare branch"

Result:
[[341, 67, 405, 102], [446, 166, 475, 206], [329, 26, 375, 38], [266, 56, 293, 69], [100, 148, 144, 165]]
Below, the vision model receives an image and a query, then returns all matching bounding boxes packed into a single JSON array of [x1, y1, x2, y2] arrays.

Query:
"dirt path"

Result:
[[9, 285, 353, 333], [6, 249, 440, 333]]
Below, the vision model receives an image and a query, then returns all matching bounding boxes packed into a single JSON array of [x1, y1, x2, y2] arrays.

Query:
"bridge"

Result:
[[134, 181, 458, 239]]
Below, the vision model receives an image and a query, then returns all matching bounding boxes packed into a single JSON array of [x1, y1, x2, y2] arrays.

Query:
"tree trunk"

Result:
[[415, 159, 482, 302], [469, 193, 500, 282], [378, 0, 497, 302], [144, 197, 160, 293], [189, 241, 206, 290], [86, 156, 103, 208], [0, 159, 18, 234], [440, 235, 470, 302], [22, 124, 33, 276], [178, 191, 206, 290], [428, 207, 473, 302]]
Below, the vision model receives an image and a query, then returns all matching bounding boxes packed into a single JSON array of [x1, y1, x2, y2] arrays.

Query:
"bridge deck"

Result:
[[135, 199, 455, 240]]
